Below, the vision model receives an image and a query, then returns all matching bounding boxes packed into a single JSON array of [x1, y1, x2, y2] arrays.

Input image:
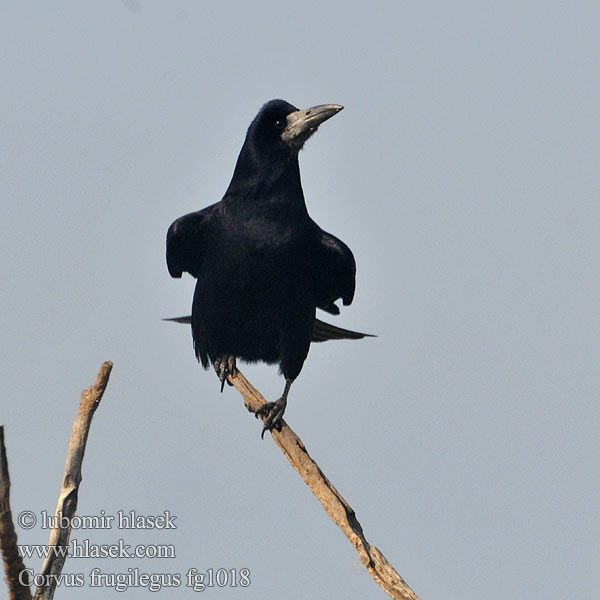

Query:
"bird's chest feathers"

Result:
[[205, 213, 308, 294], [240, 215, 295, 250], [221, 199, 306, 250]]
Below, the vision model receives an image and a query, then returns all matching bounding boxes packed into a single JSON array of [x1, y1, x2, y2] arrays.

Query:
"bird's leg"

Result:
[[213, 355, 237, 392], [255, 379, 292, 439]]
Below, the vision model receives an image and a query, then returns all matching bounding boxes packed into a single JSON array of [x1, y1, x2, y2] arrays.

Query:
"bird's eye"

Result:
[[274, 119, 286, 131]]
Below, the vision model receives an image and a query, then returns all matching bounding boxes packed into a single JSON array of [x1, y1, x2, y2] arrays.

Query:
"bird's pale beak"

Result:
[[281, 104, 343, 149]]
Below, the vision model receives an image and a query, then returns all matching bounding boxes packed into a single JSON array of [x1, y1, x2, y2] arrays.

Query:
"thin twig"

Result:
[[229, 370, 420, 600], [0, 427, 33, 600], [33, 361, 113, 600]]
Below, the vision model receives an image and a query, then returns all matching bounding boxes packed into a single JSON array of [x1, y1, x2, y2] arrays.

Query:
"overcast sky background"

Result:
[[2, 2, 599, 599]]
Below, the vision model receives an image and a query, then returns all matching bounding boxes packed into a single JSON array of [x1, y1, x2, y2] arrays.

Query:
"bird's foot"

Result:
[[213, 355, 237, 392], [255, 396, 288, 439]]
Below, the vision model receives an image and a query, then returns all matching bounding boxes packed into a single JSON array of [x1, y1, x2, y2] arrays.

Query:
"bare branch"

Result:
[[0, 427, 33, 600], [229, 370, 420, 600], [33, 361, 113, 600]]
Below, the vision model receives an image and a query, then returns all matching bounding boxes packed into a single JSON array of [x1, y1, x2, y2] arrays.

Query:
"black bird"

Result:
[[166, 99, 371, 437]]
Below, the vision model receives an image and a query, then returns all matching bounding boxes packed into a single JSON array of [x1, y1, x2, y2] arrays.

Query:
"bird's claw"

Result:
[[213, 355, 237, 392], [255, 396, 287, 439]]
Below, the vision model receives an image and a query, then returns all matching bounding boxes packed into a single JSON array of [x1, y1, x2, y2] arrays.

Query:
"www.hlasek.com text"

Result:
[[19, 538, 175, 560]]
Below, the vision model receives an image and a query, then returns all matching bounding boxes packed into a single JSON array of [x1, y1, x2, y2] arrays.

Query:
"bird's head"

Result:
[[248, 99, 343, 155]]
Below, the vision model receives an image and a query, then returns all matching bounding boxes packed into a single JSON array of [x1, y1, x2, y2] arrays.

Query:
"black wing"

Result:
[[313, 229, 356, 313], [166, 203, 217, 278]]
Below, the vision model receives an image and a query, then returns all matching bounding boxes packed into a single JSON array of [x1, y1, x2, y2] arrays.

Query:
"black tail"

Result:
[[164, 315, 375, 343], [163, 315, 192, 324], [311, 318, 375, 342]]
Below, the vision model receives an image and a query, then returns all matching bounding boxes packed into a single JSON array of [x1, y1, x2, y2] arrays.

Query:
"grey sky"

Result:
[[2, 1, 599, 598]]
